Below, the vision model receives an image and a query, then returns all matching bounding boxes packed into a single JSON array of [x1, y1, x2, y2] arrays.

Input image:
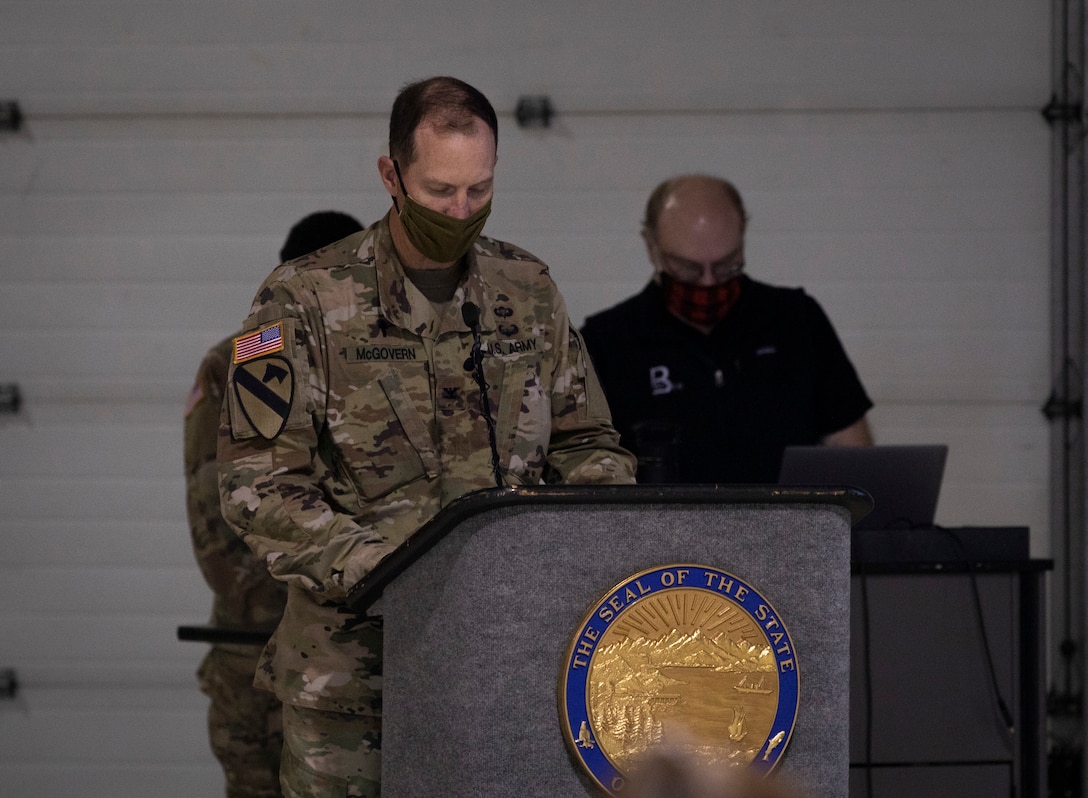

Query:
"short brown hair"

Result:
[[388, 76, 498, 167]]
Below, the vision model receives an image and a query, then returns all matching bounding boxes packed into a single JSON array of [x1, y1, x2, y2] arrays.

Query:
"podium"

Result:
[[348, 484, 868, 797]]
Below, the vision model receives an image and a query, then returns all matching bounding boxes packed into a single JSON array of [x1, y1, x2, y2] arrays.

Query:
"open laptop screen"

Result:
[[777, 444, 948, 530]]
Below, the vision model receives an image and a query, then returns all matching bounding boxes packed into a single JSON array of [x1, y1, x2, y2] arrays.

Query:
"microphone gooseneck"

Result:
[[462, 302, 504, 488]]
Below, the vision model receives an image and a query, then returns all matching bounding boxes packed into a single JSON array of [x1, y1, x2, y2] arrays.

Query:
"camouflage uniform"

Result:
[[185, 336, 288, 798], [218, 214, 635, 795]]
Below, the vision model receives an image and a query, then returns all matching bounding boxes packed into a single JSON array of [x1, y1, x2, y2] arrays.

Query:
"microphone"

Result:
[[461, 301, 480, 329], [462, 301, 483, 373], [462, 302, 503, 488]]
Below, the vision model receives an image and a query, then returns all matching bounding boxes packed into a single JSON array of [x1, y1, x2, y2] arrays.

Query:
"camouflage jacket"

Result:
[[218, 213, 635, 712], [184, 337, 287, 653]]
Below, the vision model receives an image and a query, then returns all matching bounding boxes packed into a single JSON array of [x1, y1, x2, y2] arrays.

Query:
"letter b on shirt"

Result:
[[649, 365, 676, 396]]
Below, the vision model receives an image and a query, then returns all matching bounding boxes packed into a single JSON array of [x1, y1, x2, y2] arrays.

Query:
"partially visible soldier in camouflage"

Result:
[[217, 76, 636, 798], [184, 211, 364, 798]]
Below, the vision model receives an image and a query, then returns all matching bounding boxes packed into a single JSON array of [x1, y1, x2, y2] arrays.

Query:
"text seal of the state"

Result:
[[559, 564, 799, 795]]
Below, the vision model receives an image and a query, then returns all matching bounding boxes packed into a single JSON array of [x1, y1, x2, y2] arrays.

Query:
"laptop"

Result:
[[777, 444, 948, 530]]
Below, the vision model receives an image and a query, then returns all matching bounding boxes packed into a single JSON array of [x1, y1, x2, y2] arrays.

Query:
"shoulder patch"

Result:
[[232, 355, 295, 440], [233, 322, 285, 364]]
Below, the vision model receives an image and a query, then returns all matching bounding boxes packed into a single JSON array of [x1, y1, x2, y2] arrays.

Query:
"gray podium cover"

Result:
[[350, 485, 866, 798]]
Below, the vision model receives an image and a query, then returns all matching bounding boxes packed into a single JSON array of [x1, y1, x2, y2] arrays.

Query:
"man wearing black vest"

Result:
[[581, 174, 873, 484]]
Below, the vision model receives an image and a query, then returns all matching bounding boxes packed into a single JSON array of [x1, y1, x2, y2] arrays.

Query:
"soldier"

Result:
[[217, 76, 636, 797], [184, 211, 364, 797]]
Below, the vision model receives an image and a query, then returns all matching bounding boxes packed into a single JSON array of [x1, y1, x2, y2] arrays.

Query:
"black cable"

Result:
[[934, 525, 1016, 736], [859, 520, 1016, 796], [462, 302, 503, 488]]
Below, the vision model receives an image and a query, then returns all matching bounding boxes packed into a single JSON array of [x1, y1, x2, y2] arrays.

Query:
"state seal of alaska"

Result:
[[559, 564, 799, 794]]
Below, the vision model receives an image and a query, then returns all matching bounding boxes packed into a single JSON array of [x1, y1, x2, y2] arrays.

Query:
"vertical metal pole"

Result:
[[1047, 1, 1086, 794], [1026, 569, 1051, 798]]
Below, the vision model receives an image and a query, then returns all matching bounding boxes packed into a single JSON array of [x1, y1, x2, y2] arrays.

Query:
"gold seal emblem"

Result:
[[559, 564, 799, 794]]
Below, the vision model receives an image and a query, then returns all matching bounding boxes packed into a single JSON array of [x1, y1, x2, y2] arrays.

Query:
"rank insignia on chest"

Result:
[[559, 564, 799, 794], [232, 355, 295, 440]]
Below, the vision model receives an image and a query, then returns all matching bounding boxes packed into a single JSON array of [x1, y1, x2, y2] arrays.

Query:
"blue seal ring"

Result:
[[558, 564, 800, 794]]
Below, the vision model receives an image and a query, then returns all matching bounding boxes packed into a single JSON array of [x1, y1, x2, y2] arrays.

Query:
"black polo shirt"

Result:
[[581, 277, 873, 483]]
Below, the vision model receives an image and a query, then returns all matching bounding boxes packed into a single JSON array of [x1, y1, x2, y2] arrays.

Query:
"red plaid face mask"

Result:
[[659, 272, 743, 327]]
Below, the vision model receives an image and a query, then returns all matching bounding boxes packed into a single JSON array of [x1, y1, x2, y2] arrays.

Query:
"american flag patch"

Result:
[[233, 323, 285, 363]]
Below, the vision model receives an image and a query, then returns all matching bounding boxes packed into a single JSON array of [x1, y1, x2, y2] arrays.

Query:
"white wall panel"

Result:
[[4, 612, 207, 667], [6, 283, 263, 330], [1, 475, 182, 519], [0, 690, 211, 755], [0, 566, 208, 616], [1, 2, 1047, 113], [0, 616, 204, 682], [0, 418, 179, 476], [1, 766, 221, 798], [0, 520, 196, 566]]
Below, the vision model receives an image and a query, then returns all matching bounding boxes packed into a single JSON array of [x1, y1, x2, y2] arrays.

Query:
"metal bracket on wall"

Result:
[[0, 669, 18, 700], [1042, 391, 1084, 421], [1041, 92, 1085, 126], [0, 384, 22, 414], [0, 101, 23, 133], [515, 95, 554, 129]]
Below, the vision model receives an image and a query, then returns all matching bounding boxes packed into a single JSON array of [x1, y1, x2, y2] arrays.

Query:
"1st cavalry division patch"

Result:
[[559, 564, 799, 795], [230, 323, 294, 440]]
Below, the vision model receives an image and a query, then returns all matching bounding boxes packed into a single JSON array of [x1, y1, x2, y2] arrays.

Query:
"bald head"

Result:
[[642, 174, 748, 237]]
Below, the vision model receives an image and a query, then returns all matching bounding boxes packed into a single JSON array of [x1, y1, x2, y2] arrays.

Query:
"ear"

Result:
[[377, 155, 399, 198], [641, 227, 661, 273], [640, 226, 654, 250]]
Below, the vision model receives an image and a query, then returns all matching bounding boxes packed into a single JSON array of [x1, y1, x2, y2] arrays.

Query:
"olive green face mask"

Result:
[[394, 160, 492, 263]]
